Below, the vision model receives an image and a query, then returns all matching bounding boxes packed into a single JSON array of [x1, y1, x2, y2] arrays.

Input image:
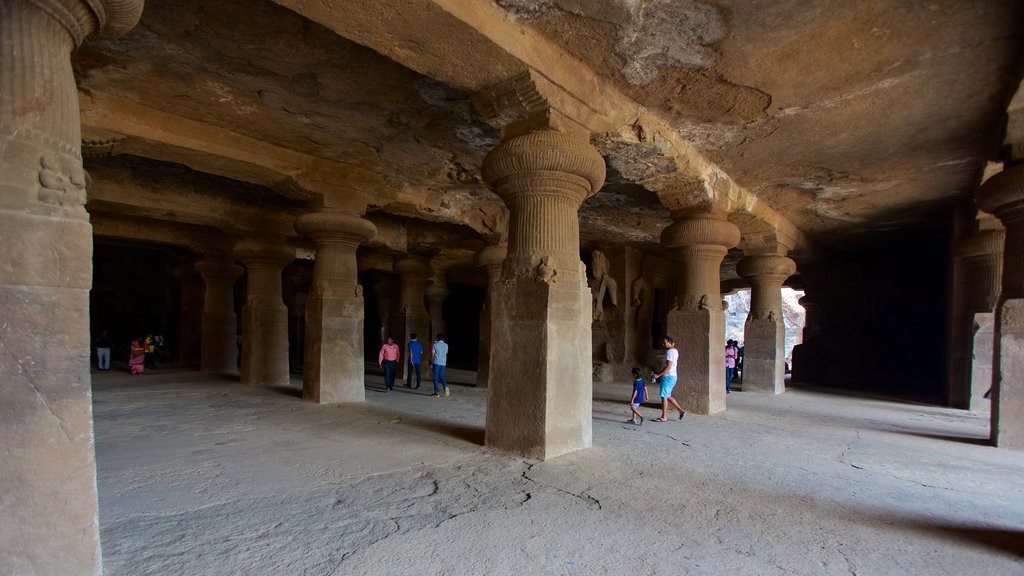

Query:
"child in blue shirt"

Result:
[[627, 367, 648, 426]]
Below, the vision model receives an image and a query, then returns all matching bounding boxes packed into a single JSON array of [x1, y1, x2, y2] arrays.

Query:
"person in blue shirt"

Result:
[[405, 333, 424, 389], [627, 367, 648, 425], [431, 333, 449, 397]]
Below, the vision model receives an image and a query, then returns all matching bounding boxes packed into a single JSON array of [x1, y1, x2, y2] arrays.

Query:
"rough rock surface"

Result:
[[94, 368, 1024, 575]]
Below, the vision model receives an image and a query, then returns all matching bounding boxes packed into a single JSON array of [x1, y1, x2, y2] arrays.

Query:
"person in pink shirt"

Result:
[[725, 339, 739, 394], [378, 336, 400, 392]]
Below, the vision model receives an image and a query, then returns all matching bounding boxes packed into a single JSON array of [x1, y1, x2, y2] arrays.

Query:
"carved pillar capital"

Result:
[[661, 212, 740, 311], [737, 254, 795, 321], [294, 210, 377, 248], [977, 165, 1024, 300], [477, 243, 508, 284], [195, 257, 244, 282], [394, 255, 434, 280], [21, 0, 144, 45]]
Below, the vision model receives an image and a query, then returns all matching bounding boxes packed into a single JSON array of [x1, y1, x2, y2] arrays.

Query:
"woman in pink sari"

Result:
[[129, 338, 146, 375]]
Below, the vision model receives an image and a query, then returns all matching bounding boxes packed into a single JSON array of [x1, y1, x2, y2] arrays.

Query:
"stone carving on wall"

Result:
[[590, 250, 618, 322], [537, 256, 556, 283], [699, 294, 712, 311], [630, 272, 651, 327], [38, 152, 87, 207], [354, 284, 363, 298]]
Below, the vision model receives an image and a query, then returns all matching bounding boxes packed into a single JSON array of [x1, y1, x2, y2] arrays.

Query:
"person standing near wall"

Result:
[[431, 333, 449, 398], [378, 336, 400, 392], [651, 336, 685, 422], [405, 333, 423, 389]]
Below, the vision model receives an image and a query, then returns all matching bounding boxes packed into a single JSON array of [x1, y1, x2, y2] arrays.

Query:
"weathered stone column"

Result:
[[950, 229, 1004, 410], [235, 239, 294, 387], [737, 254, 796, 394], [294, 211, 376, 403], [482, 130, 605, 459], [475, 244, 507, 388], [393, 255, 433, 380], [977, 164, 1024, 448], [195, 257, 243, 374], [371, 272, 396, 343], [425, 273, 449, 338], [174, 261, 204, 368], [0, 1, 142, 573], [661, 211, 740, 415]]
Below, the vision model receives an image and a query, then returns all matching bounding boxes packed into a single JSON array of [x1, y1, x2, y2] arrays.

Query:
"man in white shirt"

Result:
[[651, 336, 686, 421]]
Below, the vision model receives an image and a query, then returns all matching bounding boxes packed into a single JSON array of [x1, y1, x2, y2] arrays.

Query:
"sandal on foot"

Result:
[[679, 411, 686, 420], [652, 417, 669, 422]]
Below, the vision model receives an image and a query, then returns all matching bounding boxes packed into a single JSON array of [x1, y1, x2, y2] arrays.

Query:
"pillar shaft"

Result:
[[196, 258, 243, 373], [737, 255, 796, 395], [476, 244, 506, 388], [425, 277, 449, 337], [481, 130, 605, 459], [0, 1, 142, 574], [174, 262, 204, 368], [661, 213, 740, 414], [394, 256, 432, 380], [977, 164, 1024, 448], [295, 211, 375, 403], [950, 230, 1004, 410], [236, 240, 294, 387]]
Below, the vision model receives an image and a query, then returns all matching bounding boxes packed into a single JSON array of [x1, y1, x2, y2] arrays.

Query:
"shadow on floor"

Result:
[[883, 429, 992, 446], [357, 403, 485, 446]]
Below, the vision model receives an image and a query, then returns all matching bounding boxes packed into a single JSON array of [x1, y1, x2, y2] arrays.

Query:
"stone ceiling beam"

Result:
[[274, 0, 816, 258]]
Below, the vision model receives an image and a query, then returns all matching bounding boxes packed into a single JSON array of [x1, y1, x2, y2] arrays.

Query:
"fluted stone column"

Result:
[[196, 257, 243, 374], [482, 130, 605, 459], [950, 229, 1004, 410], [235, 240, 294, 387], [476, 244, 507, 388], [661, 212, 740, 415], [0, 1, 143, 573], [426, 273, 449, 338], [174, 261, 204, 368], [295, 211, 376, 403], [394, 256, 432, 380], [977, 164, 1024, 448], [737, 254, 796, 394]]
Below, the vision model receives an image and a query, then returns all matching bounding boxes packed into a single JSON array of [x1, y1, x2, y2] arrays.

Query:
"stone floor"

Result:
[[92, 367, 1024, 575]]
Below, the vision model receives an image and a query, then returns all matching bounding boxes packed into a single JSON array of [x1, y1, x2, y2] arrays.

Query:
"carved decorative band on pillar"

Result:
[[294, 211, 376, 403], [737, 254, 796, 395], [1, 1, 143, 574], [235, 239, 295, 387], [660, 212, 740, 415], [481, 130, 605, 460], [976, 164, 1024, 448]]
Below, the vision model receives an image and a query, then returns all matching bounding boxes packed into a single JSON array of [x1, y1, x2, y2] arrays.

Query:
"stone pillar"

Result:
[[481, 130, 605, 459], [950, 229, 1004, 410], [370, 271, 396, 344], [195, 257, 243, 374], [475, 244, 507, 388], [425, 273, 449, 338], [394, 255, 432, 380], [173, 261, 204, 368], [660, 211, 740, 415], [736, 254, 796, 394], [0, 1, 142, 573], [977, 164, 1024, 448], [235, 240, 294, 387], [294, 211, 376, 403]]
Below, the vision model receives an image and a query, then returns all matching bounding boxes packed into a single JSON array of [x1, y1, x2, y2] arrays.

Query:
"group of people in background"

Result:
[[378, 333, 450, 397], [94, 331, 163, 375]]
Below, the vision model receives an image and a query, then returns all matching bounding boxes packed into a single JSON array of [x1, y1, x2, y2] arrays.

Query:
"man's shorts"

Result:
[[659, 375, 678, 398], [630, 402, 642, 409]]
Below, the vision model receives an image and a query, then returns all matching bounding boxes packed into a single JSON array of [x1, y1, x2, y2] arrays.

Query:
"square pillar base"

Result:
[[993, 299, 1024, 448], [304, 295, 366, 403], [241, 302, 290, 387], [970, 312, 995, 412], [742, 318, 786, 394], [667, 308, 726, 415], [486, 275, 592, 460]]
